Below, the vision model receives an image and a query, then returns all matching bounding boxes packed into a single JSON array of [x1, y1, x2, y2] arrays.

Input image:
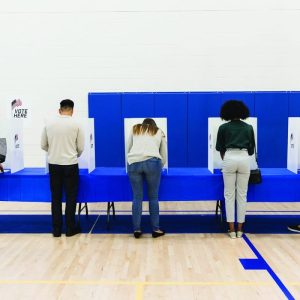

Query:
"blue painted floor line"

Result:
[[239, 258, 268, 270], [242, 235, 295, 300]]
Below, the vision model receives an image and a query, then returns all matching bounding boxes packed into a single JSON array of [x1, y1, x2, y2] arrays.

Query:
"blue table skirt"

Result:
[[0, 168, 299, 202]]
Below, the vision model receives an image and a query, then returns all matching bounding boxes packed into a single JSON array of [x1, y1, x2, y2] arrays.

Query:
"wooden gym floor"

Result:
[[0, 201, 299, 300]]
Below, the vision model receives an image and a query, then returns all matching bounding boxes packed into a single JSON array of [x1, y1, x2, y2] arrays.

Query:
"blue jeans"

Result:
[[128, 157, 162, 231]]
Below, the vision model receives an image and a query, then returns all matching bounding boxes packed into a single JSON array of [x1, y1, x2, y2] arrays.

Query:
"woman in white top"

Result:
[[127, 118, 167, 238]]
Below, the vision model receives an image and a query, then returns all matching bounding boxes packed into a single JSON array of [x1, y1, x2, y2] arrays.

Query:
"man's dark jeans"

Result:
[[49, 163, 79, 233]]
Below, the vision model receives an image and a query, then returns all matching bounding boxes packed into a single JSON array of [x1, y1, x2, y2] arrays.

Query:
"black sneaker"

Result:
[[287, 225, 300, 233], [152, 229, 165, 238], [52, 227, 61, 237], [66, 227, 81, 237], [52, 231, 61, 238], [133, 231, 142, 239]]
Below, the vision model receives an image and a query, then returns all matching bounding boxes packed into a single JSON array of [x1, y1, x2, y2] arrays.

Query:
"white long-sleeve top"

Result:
[[41, 115, 85, 165], [127, 128, 167, 166]]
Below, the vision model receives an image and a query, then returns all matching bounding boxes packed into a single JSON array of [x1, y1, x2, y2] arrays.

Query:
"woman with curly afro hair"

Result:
[[216, 100, 255, 239]]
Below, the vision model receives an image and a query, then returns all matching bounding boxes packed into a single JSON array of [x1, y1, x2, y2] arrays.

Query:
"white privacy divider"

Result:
[[287, 117, 300, 174], [43, 117, 95, 174], [208, 118, 258, 173], [124, 118, 168, 172], [78, 118, 95, 173], [0, 118, 24, 173]]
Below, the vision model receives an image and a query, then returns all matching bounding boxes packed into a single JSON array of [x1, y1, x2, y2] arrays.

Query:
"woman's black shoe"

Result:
[[134, 231, 142, 239], [152, 229, 165, 238]]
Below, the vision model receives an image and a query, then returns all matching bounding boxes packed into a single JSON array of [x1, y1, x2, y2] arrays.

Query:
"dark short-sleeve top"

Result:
[[216, 120, 255, 156]]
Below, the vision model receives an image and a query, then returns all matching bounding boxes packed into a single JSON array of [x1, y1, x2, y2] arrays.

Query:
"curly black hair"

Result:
[[220, 100, 250, 121]]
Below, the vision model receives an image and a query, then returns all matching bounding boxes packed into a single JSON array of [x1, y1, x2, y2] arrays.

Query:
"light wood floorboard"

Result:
[[0, 201, 299, 299], [0, 233, 291, 300]]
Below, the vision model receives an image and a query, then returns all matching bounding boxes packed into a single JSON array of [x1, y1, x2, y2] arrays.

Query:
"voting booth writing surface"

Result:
[[0, 118, 24, 173], [208, 118, 258, 173], [287, 117, 300, 174], [124, 118, 168, 171]]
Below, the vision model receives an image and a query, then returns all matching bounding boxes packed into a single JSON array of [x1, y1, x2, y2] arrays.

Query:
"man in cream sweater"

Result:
[[41, 99, 84, 237]]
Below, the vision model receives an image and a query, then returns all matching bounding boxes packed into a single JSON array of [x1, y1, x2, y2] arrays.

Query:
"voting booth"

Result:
[[78, 118, 96, 173], [44, 118, 95, 174], [208, 118, 258, 173], [0, 118, 24, 173], [287, 117, 300, 174], [124, 118, 168, 171]]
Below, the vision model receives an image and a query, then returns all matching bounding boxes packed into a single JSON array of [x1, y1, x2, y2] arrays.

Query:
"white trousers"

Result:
[[222, 150, 250, 223]]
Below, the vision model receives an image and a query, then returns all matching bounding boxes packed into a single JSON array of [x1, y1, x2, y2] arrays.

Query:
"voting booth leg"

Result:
[[77, 202, 89, 225], [215, 200, 226, 229], [215, 200, 221, 220], [106, 202, 116, 229]]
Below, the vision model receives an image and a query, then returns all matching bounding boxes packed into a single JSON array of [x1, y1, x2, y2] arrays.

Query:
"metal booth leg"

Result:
[[78, 202, 89, 225], [106, 201, 116, 229], [215, 200, 225, 228]]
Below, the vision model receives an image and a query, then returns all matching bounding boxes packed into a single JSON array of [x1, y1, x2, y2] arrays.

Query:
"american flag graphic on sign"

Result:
[[11, 99, 22, 110]]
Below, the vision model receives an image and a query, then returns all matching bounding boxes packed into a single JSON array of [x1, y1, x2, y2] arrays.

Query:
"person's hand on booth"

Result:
[[0, 163, 4, 173]]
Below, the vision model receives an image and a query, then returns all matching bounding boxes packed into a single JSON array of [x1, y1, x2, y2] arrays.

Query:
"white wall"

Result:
[[0, 0, 300, 166]]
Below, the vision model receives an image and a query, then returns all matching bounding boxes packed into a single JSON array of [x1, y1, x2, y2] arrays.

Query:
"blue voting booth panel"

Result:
[[254, 92, 289, 167], [121, 93, 155, 118], [121, 93, 155, 165], [154, 93, 188, 167], [187, 92, 221, 167], [288, 92, 300, 116], [220, 92, 255, 117], [88, 93, 123, 167], [89, 91, 299, 168]]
